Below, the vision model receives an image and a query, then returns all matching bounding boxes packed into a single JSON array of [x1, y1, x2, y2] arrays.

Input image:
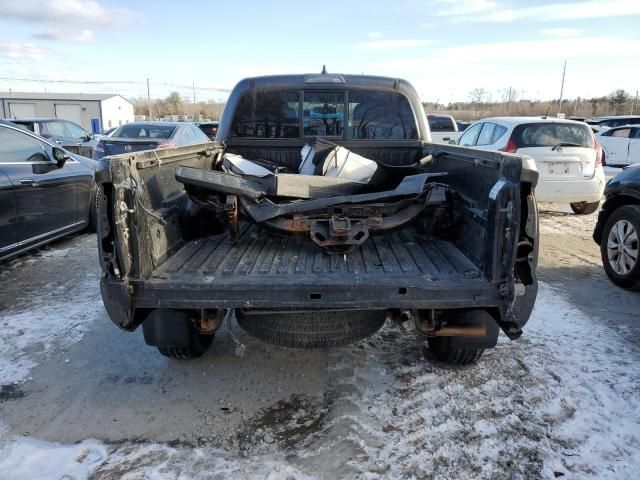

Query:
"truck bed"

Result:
[[134, 225, 503, 310]]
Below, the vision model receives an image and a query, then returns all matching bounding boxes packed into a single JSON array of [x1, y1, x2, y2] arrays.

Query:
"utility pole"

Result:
[[634, 90, 639, 115], [558, 60, 567, 116], [146, 78, 152, 119], [192, 81, 197, 119]]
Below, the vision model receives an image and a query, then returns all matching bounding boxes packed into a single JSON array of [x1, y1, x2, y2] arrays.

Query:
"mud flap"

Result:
[[142, 310, 194, 348], [100, 276, 135, 331]]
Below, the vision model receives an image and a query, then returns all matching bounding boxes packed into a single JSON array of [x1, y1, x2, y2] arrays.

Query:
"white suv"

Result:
[[458, 117, 605, 214]]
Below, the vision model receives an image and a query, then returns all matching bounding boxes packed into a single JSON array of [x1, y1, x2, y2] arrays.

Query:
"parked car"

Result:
[[95, 73, 539, 365], [9, 118, 97, 158], [586, 115, 640, 130], [426, 114, 461, 144], [593, 165, 640, 288], [93, 122, 210, 160], [596, 125, 640, 167], [196, 121, 219, 140], [458, 117, 605, 214], [0, 121, 97, 262], [93, 126, 117, 140], [456, 120, 471, 131]]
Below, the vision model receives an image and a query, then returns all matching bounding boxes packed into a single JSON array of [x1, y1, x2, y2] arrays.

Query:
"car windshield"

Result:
[[113, 124, 176, 139], [513, 123, 592, 148]]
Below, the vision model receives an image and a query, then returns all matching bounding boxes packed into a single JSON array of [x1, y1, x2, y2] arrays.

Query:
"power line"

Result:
[[0, 76, 136, 84]]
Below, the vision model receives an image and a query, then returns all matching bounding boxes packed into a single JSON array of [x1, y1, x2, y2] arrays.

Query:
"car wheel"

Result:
[[570, 201, 600, 215], [600, 205, 640, 289], [87, 186, 99, 232], [426, 337, 484, 365], [424, 310, 499, 365]]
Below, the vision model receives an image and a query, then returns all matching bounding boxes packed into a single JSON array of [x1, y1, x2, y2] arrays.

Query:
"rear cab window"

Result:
[[427, 115, 456, 132], [512, 122, 593, 148], [229, 88, 417, 140]]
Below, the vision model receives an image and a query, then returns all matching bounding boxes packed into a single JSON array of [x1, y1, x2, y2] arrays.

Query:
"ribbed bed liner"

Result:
[[150, 225, 484, 287]]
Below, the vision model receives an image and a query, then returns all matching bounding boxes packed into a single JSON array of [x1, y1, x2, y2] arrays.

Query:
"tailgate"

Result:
[[136, 225, 497, 310]]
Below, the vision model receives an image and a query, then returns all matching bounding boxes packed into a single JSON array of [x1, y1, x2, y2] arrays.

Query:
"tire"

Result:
[[570, 201, 600, 215], [425, 310, 498, 365], [157, 333, 214, 359], [427, 337, 484, 365], [86, 187, 98, 232], [235, 309, 386, 348], [600, 205, 640, 289]]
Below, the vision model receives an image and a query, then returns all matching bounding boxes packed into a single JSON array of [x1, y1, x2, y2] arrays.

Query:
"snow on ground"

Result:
[[1, 283, 639, 479], [0, 242, 102, 385], [538, 203, 599, 236]]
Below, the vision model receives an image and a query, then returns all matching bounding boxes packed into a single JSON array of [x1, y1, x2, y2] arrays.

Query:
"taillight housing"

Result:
[[594, 137, 603, 168], [499, 137, 517, 153], [156, 142, 175, 150]]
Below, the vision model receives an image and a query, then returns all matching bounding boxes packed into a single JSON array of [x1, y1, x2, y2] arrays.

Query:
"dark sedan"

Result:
[[0, 121, 97, 262], [593, 164, 640, 288], [9, 118, 97, 158], [196, 121, 219, 140], [93, 122, 210, 160]]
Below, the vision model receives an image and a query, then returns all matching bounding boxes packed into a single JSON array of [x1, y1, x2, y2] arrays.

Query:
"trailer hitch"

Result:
[[309, 215, 370, 254]]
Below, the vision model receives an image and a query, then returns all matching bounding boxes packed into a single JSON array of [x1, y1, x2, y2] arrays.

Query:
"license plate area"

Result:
[[548, 162, 569, 175]]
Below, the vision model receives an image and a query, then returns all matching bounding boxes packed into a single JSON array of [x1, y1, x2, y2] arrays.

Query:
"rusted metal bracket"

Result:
[[309, 215, 370, 254], [225, 195, 239, 242]]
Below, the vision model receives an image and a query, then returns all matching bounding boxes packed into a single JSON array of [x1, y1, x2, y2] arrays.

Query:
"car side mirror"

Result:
[[52, 147, 70, 168], [448, 139, 457, 145]]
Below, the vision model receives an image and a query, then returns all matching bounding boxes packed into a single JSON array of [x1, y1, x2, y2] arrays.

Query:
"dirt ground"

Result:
[[0, 202, 639, 479]]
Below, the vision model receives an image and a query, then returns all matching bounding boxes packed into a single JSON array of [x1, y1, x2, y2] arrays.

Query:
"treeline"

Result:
[[130, 92, 225, 120], [424, 88, 639, 121], [130, 88, 639, 123]]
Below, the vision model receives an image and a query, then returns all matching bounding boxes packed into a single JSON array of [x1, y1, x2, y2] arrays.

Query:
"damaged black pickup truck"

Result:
[[96, 73, 539, 364]]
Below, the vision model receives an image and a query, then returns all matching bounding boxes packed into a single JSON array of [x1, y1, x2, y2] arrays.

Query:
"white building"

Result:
[[0, 92, 134, 133]]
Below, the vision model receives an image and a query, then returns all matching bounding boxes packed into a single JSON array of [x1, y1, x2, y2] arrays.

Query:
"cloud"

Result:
[[446, 0, 640, 22], [0, 43, 52, 61], [355, 39, 434, 49], [0, 0, 137, 40], [541, 28, 581, 38], [34, 28, 95, 42], [434, 0, 497, 16], [368, 31, 384, 39]]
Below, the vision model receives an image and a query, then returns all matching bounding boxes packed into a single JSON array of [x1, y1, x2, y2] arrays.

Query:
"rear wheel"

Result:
[[427, 337, 484, 365], [570, 201, 600, 215], [425, 310, 499, 365], [236, 309, 386, 348], [600, 205, 640, 289]]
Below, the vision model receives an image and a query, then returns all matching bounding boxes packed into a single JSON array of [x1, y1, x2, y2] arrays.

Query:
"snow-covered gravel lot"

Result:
[[0, 205, 639, 479]]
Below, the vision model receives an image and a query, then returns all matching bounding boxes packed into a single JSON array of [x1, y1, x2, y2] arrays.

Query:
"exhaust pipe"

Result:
[[415, 310, 487, 337]]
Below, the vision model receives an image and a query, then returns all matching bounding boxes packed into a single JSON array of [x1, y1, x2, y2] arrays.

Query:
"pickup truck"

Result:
[[96, 73, 539, 365], [426, 114, 461, 144]]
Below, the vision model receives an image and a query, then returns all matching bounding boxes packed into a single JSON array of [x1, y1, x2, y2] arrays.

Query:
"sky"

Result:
[[0, 0, 639, 105]]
